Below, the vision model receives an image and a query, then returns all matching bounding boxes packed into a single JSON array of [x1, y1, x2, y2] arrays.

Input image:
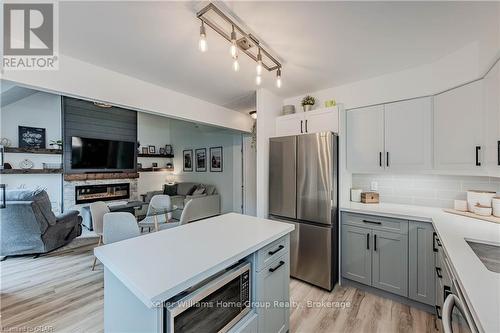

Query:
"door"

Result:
[[372, 230, 408, 297], [297, 132, 336, 225], [384, 97, 432, 171], [341, 225, 372, 285], [346, 105, 385, 173], [269, 136, 297, 219], [409, 221, 435, 305], [256, 255, 290, 333], [434, 80, 485, 171], [303, 108, 339, 134], [275, 113, 304, 136]]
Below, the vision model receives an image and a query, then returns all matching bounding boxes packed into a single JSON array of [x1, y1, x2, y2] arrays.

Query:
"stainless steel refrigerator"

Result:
[[269, 132, 338, 290]]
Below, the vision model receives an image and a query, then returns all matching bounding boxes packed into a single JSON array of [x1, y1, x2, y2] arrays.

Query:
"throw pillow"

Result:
[[186, 185, 197, 196], [193, 186, 206, 195], [163, 184, 178, 196]]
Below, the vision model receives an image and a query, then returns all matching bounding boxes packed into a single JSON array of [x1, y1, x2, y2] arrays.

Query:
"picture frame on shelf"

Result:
[[19, 126, 46, 149], [141, 147, 149, 154], [165, 144, 173, 156], [183, 149, 193, 172], [148, 145, 156, 154], [195, 148, 207, 172], [210, 146, 223, 172], [152, 162, 158, 168], [159, 147, 166, 155]]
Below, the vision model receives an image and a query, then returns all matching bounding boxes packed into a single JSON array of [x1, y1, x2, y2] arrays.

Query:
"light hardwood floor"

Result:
[[1, 237, 438, 333]]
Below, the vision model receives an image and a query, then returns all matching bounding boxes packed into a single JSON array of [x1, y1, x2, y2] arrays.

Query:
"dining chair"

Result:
[[157, 199, 194, 231], [90, 201, 110, 270], [103, 212, 140, 244], [138, 195, 172, 232]]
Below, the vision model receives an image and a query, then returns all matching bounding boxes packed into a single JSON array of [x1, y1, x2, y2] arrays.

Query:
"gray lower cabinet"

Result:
[[341, 225, 372, 285], [372, 230, 408, 297], [255, 253, 290, 333], [408, 221, 436, 305]]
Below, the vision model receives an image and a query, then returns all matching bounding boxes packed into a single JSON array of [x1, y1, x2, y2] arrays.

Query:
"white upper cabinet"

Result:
[[275, 107, 339, 137], [384, 97, 432, 171], [434, 80, 485, 172], [347, 105, 385, 173], [483, 61, 500, 174]]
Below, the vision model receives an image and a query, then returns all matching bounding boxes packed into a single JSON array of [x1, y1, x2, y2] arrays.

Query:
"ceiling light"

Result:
[[256, 75, 262, 86], [93, 101, 112, 108], [199, 21, 207, 52], [249, 111, 257, 119], [256, 48, 263, 75], [233, 56, 240, 72], [276, 68, 282, 88], [230, 26, 237, 59]]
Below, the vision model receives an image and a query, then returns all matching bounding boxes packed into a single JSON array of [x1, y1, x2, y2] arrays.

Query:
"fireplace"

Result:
[[75, 183, 130, 204]]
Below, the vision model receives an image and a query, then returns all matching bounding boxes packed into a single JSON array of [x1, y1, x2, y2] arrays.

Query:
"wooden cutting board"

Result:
[[443, 209, 500, 224]]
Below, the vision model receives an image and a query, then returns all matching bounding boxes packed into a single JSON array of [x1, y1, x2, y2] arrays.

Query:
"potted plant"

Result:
[[301, 95, 315, 112], [49, 139, 63, 149]]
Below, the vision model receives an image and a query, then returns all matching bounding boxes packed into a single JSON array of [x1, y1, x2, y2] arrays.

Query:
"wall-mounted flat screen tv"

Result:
[[71, 137, 135, 169]]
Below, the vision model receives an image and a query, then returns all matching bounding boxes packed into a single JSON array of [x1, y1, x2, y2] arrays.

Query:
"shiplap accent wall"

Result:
[[352, 174, 500, 208], [62, 97, 137, 173]]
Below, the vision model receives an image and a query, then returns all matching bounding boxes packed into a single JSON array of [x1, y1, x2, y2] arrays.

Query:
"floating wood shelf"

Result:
[[137, 154, 174, 158], [64, 172, 139, 181], [4, 147, 63, 155], [0, 168, 63, 174], [138, 168, 174, 172]]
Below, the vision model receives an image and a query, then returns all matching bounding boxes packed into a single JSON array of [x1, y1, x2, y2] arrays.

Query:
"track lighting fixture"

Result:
[[197, 3, 284, 88]]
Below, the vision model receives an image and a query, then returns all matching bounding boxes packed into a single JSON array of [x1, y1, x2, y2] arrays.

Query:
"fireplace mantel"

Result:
[[64, 172, 139, 181]]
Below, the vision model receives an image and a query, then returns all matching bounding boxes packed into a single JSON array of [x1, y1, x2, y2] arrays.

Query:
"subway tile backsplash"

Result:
[[351, 174, 500, 208]]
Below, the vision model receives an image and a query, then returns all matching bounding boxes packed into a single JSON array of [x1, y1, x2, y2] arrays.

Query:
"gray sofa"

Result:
[[140, 182, 220, 221], [0, 189, 82, 257]]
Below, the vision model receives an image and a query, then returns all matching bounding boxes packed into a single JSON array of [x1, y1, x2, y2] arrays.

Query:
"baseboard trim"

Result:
[[341, 278, 435, 314]]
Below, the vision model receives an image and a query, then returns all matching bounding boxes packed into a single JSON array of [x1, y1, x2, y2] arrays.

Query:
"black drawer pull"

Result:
[[269, 260, 285, 273], [268, 245, 284, 256], [300, 120, 303, 134], [435, 267, 442, 278], [374, 234, 377, 251], [362, 220, 382, 225], [366, 233, 370, 250], [444, 285, 452, 300], [435, 305, 442, 319], [433, 232, 438, 252], [379, 152, 382, 167]]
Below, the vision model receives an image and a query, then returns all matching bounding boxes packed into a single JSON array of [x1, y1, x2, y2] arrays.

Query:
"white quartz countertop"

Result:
[[94, 213, 294, 308], [341, 202, 500, 333]]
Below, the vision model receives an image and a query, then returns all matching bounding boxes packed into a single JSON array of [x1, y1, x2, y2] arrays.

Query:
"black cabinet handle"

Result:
[[268, 245, 284, 256], [300, 120, 303, 134], [435, 305, 442, 319], [433, 232, 437, 252], [379, 152, 382, 167], [476, 146, 481, 166], [374, 234, 377, 251], [366, 233, 370, 250], [444, 285, 452, 300], [386, 152, 389, 167], [435, 267, 442, 278], [269, 260, 285, 273], [305, 119, 308, 133], [362, 219, 382, 225], [497, 141, 500, 166]]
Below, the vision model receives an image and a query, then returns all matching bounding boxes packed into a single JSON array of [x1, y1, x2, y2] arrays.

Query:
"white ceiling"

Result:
[[59, 1, 498, 113]]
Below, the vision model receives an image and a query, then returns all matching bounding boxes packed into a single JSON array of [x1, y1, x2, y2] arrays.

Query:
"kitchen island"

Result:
[[94, 213, 294, 333]]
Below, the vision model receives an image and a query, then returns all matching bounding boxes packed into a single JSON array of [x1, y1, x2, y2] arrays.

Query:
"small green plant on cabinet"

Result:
[[301, 95, 315, 106], [50, 140, 63, 148]]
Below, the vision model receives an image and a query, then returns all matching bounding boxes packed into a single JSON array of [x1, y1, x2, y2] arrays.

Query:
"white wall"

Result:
[[284, 43, 499, 111], [243, 135, 257, 216], [255, 89, 283, 218], [0, 92, 63, 212], [3, 54, 253, 133]]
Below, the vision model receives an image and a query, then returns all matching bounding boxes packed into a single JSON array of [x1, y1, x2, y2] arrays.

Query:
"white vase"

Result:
[[303, 105, 312, 112]]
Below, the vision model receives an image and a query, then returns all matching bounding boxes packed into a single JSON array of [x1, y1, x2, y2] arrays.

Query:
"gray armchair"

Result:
[[0, 189, 82, 256]]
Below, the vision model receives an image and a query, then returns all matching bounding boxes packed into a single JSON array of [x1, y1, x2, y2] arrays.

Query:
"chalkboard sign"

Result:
[[19, 126, 46, 149]]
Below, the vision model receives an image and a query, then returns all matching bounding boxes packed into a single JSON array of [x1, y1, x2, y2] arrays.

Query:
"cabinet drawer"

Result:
[[342, 212, 408, 234], [256, 236, 289, 272]]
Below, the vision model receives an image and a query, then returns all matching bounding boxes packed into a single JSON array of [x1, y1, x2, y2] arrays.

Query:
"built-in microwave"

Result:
[[164, 262, 251, 333]]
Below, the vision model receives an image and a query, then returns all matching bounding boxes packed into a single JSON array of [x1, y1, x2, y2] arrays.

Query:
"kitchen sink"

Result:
[[466, 239, 500, 273]]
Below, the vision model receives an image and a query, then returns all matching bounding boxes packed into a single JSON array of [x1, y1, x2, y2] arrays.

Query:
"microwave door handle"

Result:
[[0, 185, 5, 209]]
